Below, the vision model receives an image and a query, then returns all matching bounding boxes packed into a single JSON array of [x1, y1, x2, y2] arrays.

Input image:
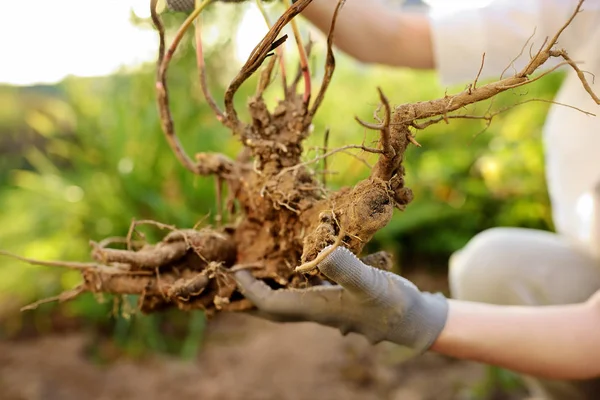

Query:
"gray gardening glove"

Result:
[[162, 0, 277, 12], [234, 246, 448, 353]]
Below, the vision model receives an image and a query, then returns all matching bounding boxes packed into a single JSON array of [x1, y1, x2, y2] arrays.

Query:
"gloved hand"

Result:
[[162, 0, 277, 12], [234, 246, 449, 353]]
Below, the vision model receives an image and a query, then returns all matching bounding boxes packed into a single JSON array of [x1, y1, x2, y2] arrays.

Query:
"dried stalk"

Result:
[[308, 0, 345, 118]]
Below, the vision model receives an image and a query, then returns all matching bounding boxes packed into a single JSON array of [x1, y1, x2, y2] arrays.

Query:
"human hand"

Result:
[[162, 0, 277, 12], [233, 246, 448, 353]]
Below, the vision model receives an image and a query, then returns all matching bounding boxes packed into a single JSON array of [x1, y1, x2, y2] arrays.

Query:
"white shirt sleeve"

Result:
[[429, 0, 600, 86]]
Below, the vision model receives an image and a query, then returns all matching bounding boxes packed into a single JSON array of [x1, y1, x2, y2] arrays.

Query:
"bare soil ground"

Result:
[[0, 314, 488, 400]]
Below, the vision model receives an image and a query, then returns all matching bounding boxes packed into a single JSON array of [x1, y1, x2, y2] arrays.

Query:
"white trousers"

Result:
[[449, 227, 600, 400]]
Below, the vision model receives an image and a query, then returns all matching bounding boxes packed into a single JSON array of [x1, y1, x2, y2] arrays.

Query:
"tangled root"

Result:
[[5, 0, 598, 317]]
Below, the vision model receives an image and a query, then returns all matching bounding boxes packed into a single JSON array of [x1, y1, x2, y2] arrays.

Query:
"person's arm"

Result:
[[302, 0, 434, 69], [433, 294, 600, 380], [162, 0, 434, 68], [304, 0, 600, 86]]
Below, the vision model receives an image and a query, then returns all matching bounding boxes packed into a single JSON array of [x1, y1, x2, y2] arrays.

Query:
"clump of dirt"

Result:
[[3, 0, 597, 317]]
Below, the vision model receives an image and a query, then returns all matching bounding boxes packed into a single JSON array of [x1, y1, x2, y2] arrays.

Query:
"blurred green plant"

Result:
[[0, 3, 563, 358]]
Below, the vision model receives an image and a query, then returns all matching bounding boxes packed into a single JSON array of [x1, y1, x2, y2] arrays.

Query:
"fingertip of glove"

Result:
[[232, 270, 275, 308], [232, 270, 258, 292], [316, 246, 366, 287]]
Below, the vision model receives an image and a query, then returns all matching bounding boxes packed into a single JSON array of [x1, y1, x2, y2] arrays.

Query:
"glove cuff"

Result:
[[388, 291, 449, 353]]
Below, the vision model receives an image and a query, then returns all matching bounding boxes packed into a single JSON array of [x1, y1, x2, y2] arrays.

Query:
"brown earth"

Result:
[[0, 314, 490, 400]]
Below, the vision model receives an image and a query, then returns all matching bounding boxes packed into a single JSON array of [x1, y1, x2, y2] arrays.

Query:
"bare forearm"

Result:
[[302, 0, 434, 68], [431, 296, 600, 380]]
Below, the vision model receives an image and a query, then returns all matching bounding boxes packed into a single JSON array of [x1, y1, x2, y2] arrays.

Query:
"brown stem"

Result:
[[290, 38, 314, 96], [471, 53, 486, 92], [322, 127, 330, 187], [0, 250, 122, 272], [223, 0, 314, 127], [256, 53, 279, 96], [21, 285, 86, 312], [284, 0, 312, 104], [256, 0, 288, 95], [194, 16, 226, 124], [553, 50, 600, 104], [413, 98, 595, 131], [377, 87, 393, 157], [91, 241, 188, 269], [388, 0, 597, 126], [151, 0, 214, 174], [308, 0, 345, 118]]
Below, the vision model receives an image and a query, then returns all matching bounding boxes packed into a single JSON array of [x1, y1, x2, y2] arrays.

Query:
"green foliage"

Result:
[[0, 7, 563, 355]]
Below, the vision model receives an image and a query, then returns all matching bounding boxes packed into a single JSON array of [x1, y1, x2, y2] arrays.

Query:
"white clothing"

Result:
[[429, 0, 600, 258]]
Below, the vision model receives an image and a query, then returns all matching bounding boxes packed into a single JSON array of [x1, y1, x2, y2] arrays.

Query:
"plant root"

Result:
[[7, 0, 599, 318]]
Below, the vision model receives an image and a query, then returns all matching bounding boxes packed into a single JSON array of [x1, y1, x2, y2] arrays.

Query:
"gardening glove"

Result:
[[234, 246, 449, 353], [160, 0, 277, 12]]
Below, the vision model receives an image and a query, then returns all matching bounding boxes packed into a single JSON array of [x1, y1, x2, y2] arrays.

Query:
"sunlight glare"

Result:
[[235, 6, 269, 63], [1, 0, 495, 86], [0, 0, 157, 86]]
